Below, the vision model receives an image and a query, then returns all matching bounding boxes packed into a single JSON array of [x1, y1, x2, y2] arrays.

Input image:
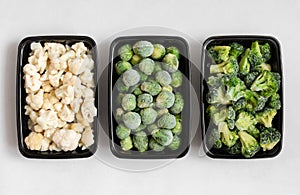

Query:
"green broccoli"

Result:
[[218, 122, 239, 147], [255, 108, 277, 128], [246, 126, 260, 139], [206, 86, 230, 105], [260, 42, 271, 62], [222, 75, 246, 101], [244, 72, 259, 87], [208, 45, 231, 63], [207, 74, 224, 88], [224, 140, 242, 155], [239, 48, 251, 75], [229, 42, 244, 59], [250, 70, 279, 97], [268, 93, 281, 110], [248, 41, 263, 66], [238, 130, 260, 158], [252, 62, 271, 72], [210, 57, 239, 75], [244, 90, 267, 112], [232, 98, 247, 112], [260, 127, 281, 151], [207, 128, 222, 149], [235, 111, 257, 131]]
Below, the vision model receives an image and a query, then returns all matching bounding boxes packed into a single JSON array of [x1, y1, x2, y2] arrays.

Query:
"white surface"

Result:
[[0, 0, 299, 194]]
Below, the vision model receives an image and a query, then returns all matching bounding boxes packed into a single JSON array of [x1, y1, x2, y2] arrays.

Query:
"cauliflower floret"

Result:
[[42, 81, 53, 92], [48, 70, 64, 88], [44, 128, 56, 139], [28, 42, 48, 73], [68, 58, 85, 75], [57, 118, 66, 128], [81, 55, 94, 70], [36, 109, 58, 129], [24, 74, 42, 93], [25, 89, 44, 111], [80, 127, 94, 148], [28, 119, 35, 131], [49, 143, 61, 152], [54, 102, 63, 112], [79, 70, 94, 88], [23, 64, 38, 76], [60, 50, 75, 62], [81, 98, 97, 123], [25, 132, 44, 150], [76, 112, 90, 127], [33, 124, 43, 133], [70, 123, 84, 133], [71, 42, 87, 57], [42, 92, 59, 110], [70, 97, 82, 113], [40, 137, 51, 151], [44, 43, 66, 59], [25, 105, 39, 123], [55, 85, 74, 105], [82, 86, 94, 98], [58, 105, 75, 122], [52, 129, 81, 151], [74, 77, 83, 98]]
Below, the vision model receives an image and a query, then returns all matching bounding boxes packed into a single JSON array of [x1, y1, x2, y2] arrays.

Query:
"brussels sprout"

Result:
[[132, 124, 147, 133], [139, 58, 155, 75], [155, 70, 172, 86], [115, 108, 124, 122], [152, 129, 174, 146], [170, 92, 184, 114], [141, 80, 162, 96], [122, 112, 141, 129], [118, 44, 133, 62], [115, 61, 132, 75], [162, 85, 173, 92], [121, 94, 136, 111], [149, 138, 165, 151], [157, 113, 176, 129], [137, 93, 153, 108], [166, 46, 180, 59], [151, 44, 166, 60], [133, 131, 148, 152], [116, 80, 129, 93], [131, 54, 142, 65], [128, 84, 140, 94], [122, 69, 140, 87], [133, 86, 143, 96], [133, 41, 154, 58], [115, 93, 125, 105], [172, 116, 182, 135], [170, 71, 183, 88], [162, 53, 179, 73], [140, 107, 158, 125], [154, 61, 163, 73], [139, 71, 148, 82], [120, 136, 133, 151], [147, 124, 159, 134], [157, 108, 169, 117], [116, 124, 131, 139], [168, 135, 181, 150], [156, 90, 175, 109]]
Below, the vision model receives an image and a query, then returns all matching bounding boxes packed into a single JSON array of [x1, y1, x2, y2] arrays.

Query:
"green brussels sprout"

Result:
[[122, 69, 140, 87], [131, 54, 142, 65], [133, 131, 148, 152], [116, 80, 129, 93], [140, 107, 158, 125], [115, 61, 132, 75], [152, 129, 174, 146], [172, 116, 182, 135], [157, 108, 169, 117], [168, 135, 181, 150], [156, 90, 175, 109], [170, 71, 183, 88], [141, 80, 162, 96], [133, 41, 154, 58], [139, 58, 155, 75], [118, 44, 133, 62], [115, 108, 124, 122], [132, 124, 147, 133], [120, 136, 133, 151], [155, 70, 172, 86], [170, 92, 184, 114], [128, 84, 139, 94], [116, 124, 131, 139], [139, 71, 148, 82], [151, 44, 166, 60], [121, 94, 136, 111], [162, 53, 179, 73], [166, 46, 180, 59], [115, 93, 125, 105], [133, 85, 143, 96], [122, 112, 141, 129], [162, 85, 173, 92], [147, 124, 159, 134], [137, 93, 153, 108], [157, 113, 176, 129], [149, 138, 165, 151], [154, 61, 163, 73]]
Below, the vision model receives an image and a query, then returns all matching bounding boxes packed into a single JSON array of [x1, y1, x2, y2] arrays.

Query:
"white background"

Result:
[[1, 0, 299, 194]]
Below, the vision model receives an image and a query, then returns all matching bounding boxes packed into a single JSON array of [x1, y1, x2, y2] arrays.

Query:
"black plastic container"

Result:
[[16, 35, 98, 159], [109, 36, 191, 159], [200, 35, 284, 159]]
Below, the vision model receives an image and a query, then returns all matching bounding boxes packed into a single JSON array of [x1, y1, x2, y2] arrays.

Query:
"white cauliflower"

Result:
[[24, 74, 42, 93], [23, 64, 38, 76], [80, 127, 94, 148], [36, 109, 58, 129], [25, 105, 39, 123], [52, 129, 81, 151], [25, 89, 44, 111], [54, 102, 63, 112], [25, 132, 44, 150], [42, 81, 53, 93], [33, 124, 43, 133], [44, 128, 56, 139], [81, 86, 94, 98], [81, 55, 94, 70], [70, 97, 82, 113], [48, 70, 64, 88], [28, 42, 48, 73], [44, 43, 66, 59], [58, 105, 75, 122], [40, 137, 51, 151], [74, 77, 83, 98], [81, 98, 97, 123], [70, 123, 84, 133], [57, 118, 66, 128], [79, 70, 94, 88], [55, 85, 74, 105], [76, 112, 90, 127], [71, 42, 87, 57], [68, 58, 85, 75], [28, 119, 34, 131], [49, 143, 61, 152]]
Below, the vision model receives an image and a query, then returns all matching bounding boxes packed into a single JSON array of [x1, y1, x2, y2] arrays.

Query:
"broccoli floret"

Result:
[[260, 127, 281, 151], [244, 72, 259, 87], [210, 57, 239, 75], [218, 122, 239, 147], [260, 42, 271, 62], [206, 86, 230, 105], [239, 48, 251, 75], [250, 70, 279, 97], [246, 126, 260, 139], [207, 74, 224, 88], [248, 41, 263, 66], [255, 108, 277, 128], [235, 111, 257, 131], [206, 105, 218, 118], [229, 42, 244, 59], [207, 128, 222, 149], [211, 106, 235, 126], [272, 72, 281, 88], [208, 45, 231, 63], [224, 139, 242, 155], [238, 130, 260, 158], [233, 98, 247, 112], [252, 62, 271, 72], [268, 93, 281, 110], [244, 90, 267, 112], [222, 75, 246, 101]]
